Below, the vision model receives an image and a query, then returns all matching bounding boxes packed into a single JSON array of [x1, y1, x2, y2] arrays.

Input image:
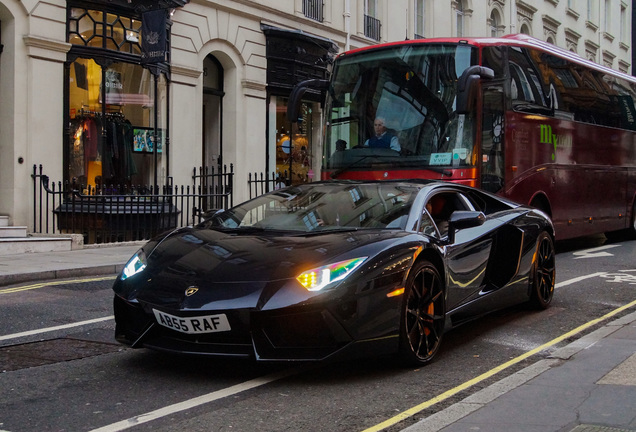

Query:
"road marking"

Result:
[[555, 272, 606, 288], [0, 276, 115, 295], [573, 244, 621, 259], [88, 369, 302, 432], [600, 270, 636, 285], [362, 297, 636, 432], [0, 316, 114, 342]]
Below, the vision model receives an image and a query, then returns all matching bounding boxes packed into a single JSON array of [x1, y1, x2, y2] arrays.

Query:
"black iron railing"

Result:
[[31, 164, 233, 244], [191, 165, 234, 212], [364, 15, 381, 40], [247, 171, 290, 200]]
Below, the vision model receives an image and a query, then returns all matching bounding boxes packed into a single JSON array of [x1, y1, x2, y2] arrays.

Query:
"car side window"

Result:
[[424, 191, 474, 238], [418, 210, 438, 237]]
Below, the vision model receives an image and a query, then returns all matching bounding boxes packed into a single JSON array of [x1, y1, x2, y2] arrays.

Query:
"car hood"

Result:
[[115, 227, 413, 310]]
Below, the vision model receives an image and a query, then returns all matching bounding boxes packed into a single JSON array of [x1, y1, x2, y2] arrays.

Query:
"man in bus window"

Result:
[[364, 117, 401, 151]]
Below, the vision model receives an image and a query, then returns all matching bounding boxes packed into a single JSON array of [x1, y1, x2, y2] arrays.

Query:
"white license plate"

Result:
[[152, 309, 231, 334]]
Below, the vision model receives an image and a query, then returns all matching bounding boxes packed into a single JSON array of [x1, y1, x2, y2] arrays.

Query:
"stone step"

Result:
[[0, 226, 28, 238], [0, 216, 8, 228], [0, 236, 74, 255]]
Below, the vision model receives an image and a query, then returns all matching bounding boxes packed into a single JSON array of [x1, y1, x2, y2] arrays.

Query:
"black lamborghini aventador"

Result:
[[113, 180, 556, 365]]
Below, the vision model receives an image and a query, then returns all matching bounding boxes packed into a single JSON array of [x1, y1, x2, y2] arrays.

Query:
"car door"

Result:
[[424, 191, 505, 314]]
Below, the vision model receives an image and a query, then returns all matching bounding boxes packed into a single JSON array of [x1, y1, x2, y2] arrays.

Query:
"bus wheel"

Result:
[[609, 201, 636, 241], [629, 201, 636, 240], [398, 260, 445, 365], [528, 232, 556, 310]]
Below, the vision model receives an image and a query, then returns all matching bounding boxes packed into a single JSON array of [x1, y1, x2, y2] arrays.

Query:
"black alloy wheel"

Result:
[[529, 231, 556, 309], [399, 260, 445, 365]]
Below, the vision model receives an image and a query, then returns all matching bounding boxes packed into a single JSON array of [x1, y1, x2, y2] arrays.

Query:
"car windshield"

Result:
[[324, 43, 478, 173], [207, 183, 421, 233]]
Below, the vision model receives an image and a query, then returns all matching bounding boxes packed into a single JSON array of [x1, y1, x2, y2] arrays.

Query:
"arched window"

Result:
[[415, 0, 425, 39], [456, 1, 465, 37], [520, 23, 531, 35], [490, 9, 501, 37]]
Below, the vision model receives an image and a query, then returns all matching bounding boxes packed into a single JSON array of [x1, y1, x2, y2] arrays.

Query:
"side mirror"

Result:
[[286, 79, 329, 123], [456, 66, 494, 114], [447, 210, 486, 243]]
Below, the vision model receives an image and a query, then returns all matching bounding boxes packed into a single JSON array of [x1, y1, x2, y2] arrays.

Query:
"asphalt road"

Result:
[[1, 235, 635, 432]]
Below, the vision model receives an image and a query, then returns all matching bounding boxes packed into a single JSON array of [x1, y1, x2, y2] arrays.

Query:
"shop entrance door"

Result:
[[202, 55, 224, 171]]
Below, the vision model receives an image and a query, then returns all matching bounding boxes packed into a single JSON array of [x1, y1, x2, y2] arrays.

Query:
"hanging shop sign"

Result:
[[141, 9, 168, 64]]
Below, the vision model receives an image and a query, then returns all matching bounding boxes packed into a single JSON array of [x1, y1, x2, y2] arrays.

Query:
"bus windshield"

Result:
[[324, 43, 478, 177]]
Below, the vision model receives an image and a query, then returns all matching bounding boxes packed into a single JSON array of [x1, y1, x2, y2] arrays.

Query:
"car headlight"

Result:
[[121, 250, 147, 281], [296, 257, 367, 291]]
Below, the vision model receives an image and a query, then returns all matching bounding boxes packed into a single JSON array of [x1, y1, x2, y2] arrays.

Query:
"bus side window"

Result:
[[481, 84, 505, 194], [482, 47, 506, 77], [508, 47, 552, 113]]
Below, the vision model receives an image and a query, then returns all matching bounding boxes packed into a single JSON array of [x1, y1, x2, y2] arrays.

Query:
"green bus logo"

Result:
[[540, 124, 572, 161]]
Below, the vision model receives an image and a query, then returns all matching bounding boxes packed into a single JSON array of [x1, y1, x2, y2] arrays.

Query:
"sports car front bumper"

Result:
[[113, 295, 366, 361]]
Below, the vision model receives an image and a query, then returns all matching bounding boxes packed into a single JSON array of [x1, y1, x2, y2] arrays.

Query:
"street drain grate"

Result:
[[0, 338, 122, 372]]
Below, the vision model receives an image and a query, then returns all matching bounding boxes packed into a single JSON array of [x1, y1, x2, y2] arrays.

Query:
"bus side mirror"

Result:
[[447, 210, 486, 243], [287, 79, 330, 123], [456, 66, 494, 114]]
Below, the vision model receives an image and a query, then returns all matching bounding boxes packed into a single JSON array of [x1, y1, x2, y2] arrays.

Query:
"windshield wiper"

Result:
[[426, 166, 454, 177], [331, 155, 373, 178], [210, 226, 266, 234], [331, 153, 401, 178], [297, 227, 360, 237]]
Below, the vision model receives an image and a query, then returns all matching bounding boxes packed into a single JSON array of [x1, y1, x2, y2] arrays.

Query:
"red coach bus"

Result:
[[288, 34, 636, 240]]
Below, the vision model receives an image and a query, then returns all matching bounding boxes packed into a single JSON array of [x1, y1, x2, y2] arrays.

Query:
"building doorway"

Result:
[[202, 54, 224, 171]]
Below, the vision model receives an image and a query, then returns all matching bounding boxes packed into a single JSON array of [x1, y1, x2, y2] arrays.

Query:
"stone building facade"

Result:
[[0, 0, 631, 230]]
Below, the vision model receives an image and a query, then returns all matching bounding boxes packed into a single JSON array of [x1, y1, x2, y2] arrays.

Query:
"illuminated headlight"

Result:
[[297, 257, 367, 291], [121, 250, 147, 281]]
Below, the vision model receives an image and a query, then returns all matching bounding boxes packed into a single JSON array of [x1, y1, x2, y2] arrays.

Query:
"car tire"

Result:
[[528, 231, 556, 310], [398, 260, 445, 365]]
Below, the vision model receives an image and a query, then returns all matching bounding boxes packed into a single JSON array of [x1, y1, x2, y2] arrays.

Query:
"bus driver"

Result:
[[364, 117, 401, 152]]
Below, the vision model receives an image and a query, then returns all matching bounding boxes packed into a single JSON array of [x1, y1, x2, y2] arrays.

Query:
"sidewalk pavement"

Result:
[[404, 310, 636, 432], [0, 244, 635, 432], [0, 242, 143, 287]]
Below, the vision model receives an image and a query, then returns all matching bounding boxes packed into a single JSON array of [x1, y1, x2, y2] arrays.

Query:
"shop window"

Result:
[[68, 57, 166, 191], [66, 4, 169, 192], [275, 98, 315, 186]]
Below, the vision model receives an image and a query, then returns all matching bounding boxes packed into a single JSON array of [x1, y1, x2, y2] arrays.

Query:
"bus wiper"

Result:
[[426, 166, 454, 177], [331, 153, 400, 178], [331, 155, 374, 178]]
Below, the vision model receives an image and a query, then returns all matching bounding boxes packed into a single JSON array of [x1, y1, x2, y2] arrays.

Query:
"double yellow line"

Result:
[[0, 276, 116, 294], [363, 297, 636, 432]]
